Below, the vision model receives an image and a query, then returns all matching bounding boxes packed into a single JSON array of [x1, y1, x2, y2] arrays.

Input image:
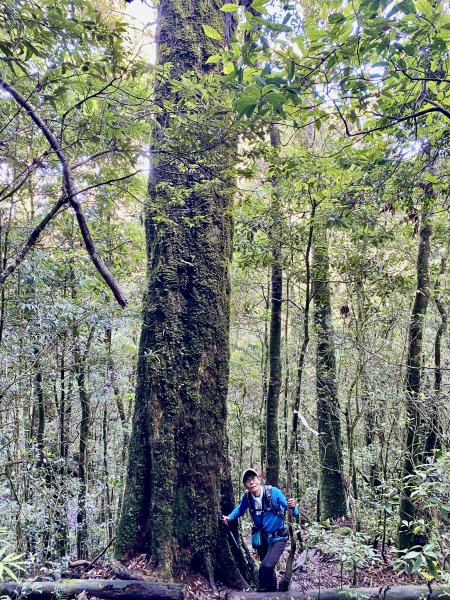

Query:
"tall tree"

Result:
[[425, 231, 450, 456], [115, 0, 251, 587], [398, 206, 433, 550], [313, 227, 347, 520], [265, 126, 282, 487]]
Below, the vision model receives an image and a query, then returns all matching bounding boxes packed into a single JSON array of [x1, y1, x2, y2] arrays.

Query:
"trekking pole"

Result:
[[228, 526, 240, 550], [222, 519, 240, 550]]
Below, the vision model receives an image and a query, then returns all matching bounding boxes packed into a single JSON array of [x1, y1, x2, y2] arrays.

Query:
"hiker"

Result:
[[221, 468, 298, 592]]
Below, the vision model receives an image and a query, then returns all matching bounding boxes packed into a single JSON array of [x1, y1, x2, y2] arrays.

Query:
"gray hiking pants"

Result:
[[256, 531, 288, 592]]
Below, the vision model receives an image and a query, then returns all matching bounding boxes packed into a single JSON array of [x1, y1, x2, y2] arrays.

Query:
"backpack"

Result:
[[245, 485, 284, 523]]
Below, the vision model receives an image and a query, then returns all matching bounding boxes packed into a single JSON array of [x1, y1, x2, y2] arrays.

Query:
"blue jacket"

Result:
[[227, 486, 299, 533]]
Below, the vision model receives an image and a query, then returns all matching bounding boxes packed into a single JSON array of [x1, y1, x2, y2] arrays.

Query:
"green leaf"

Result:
[[423, 173, 438, 183], [223, 61, 235, 75], [411, 555, 424, 573], [264, 91, 285, 106], [308, 27, 326, 41], [235, 95, 258, 119], [3, 565, 19, 581], [328, 13, 346, 24], [425, 557, 439, 577], [403, 550, 421, 560], [202, 24, 222, 41], [251, 0, 269, 13], [261, 84, 277, 94], [235, 96, 258, 112], [414, 0, 433, 15], [220, 3, 239, 11], [398, 0, 416, 12], [206, 54, 221, 64]]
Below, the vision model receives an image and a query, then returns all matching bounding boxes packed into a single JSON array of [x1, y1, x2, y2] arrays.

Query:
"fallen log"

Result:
[[110, 558, 148, 581], [68, 560, 91, 568], [0, 579, 183, 600], [227, 586, 450, 600]]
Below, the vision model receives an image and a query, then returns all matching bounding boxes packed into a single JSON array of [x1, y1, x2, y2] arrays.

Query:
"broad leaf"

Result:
[[202, 24, 222, 41], [220, 3, 239, 11]]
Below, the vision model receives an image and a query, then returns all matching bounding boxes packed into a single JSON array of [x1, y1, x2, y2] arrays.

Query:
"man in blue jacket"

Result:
[[222, 468, 298, 592]]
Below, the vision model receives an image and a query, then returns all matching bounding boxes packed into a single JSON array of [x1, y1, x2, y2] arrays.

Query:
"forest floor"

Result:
[[70, 542, 419, 600]]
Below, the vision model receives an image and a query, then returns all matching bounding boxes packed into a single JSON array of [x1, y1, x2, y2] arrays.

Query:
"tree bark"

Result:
[[55, 331, 69, 557], [265, 126, 282, 487], [34, 347, 45, 468], [115, 0, 250, 587], [102, 403, 114, 542], [312, 228, 347, 520], [74, 325, 94, 559], [260, 277, 270, 470], [398, 209, 432, 550], [424, 232, 450, 455]]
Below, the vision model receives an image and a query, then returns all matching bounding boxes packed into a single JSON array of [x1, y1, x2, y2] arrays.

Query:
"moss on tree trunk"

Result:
[[398, 211, 432, 550], [312, 228, 347, 520], [115, 0, 251, 587]]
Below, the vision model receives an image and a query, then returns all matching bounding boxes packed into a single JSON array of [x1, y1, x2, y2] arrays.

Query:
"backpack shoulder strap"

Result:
[[264, 485, 284, 518]]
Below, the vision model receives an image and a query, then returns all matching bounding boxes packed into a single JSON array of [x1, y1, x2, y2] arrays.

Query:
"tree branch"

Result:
[[0, 197, 66, 285], [0, 168, 32, 204], [333, 99, 450, 137], [0, 77, 127, 308]]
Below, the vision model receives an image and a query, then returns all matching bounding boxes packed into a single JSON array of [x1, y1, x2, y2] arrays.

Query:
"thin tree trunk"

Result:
[[278, 200, 315, 592], [34, 348, 45, 468], [398, 209, 432, 550], [260, 276, 270, 471], [313, 227, 347, 520], [282, 271, 291, 474], [55, 331, 69, 556], [0, 200, 13, 347], [106, 329, 129, 471], [74, 325, 94, 559], [103, 404, 114, 542], [265, 126, 283, 487], [424, 232, 450, 454]]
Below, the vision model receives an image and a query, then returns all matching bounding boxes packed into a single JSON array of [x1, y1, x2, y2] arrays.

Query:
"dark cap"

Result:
[[242, 468, 258, 483]]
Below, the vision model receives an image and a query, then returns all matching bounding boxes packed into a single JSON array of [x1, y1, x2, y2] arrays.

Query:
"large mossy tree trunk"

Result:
[[312, 228, 347, 520], [398, 210, 432, 550], [115, 0, 251, 588], [265, 126, 282, 487]]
